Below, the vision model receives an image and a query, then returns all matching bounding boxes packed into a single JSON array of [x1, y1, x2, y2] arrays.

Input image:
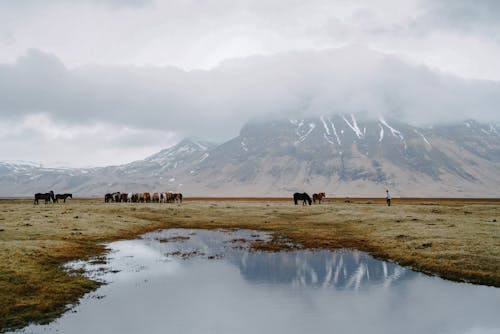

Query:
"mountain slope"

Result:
[[166, 116, 499, 197], [0, 117, 499, 197], [0, 139, 214, 197]]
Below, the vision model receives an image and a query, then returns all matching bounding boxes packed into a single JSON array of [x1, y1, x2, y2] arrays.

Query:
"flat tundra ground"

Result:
[[0, 197, 499, 331]]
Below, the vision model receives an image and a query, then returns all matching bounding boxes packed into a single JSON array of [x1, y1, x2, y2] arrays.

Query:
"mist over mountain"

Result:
[[1, 46, 500, 145], [1, 115, 498, 198]]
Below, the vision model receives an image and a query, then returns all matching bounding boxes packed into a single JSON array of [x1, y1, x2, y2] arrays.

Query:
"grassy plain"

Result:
[[0, 197, 499, 331]]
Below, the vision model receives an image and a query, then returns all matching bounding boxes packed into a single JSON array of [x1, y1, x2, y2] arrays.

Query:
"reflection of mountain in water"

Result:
[[142, 229, 417, 290], [229, 250, 417, 290]]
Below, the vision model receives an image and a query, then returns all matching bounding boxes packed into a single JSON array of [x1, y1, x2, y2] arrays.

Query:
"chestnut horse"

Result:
[[313, 192, 326, 204]]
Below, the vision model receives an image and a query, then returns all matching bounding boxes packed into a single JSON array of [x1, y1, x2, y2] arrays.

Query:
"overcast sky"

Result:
[[1, 0, 499, 167]]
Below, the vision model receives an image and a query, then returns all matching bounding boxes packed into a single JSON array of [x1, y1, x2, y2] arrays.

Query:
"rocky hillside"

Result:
[[171, 116, 499, 197]]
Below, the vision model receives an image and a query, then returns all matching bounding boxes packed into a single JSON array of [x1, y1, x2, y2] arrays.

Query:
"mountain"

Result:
[[1, 116, 499, 197], [0, 139, 214, 197], [168, 116, 499, 197], [0, 161, 99, 197]]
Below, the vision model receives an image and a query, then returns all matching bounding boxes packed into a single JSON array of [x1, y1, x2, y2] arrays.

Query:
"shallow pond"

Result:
[[12, 229, 500, 334]]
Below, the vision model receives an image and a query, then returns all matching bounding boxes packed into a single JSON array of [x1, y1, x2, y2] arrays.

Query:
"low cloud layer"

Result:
[[1, 47, 499, 143]]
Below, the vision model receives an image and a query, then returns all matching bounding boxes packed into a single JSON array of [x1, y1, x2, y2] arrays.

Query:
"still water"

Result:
[[13, 229, 500, 334]]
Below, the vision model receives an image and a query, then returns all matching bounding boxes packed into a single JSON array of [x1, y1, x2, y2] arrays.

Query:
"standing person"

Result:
[[386, 189, 391, 206]]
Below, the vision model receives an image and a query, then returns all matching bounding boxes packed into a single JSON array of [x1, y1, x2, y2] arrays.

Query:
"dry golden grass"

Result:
[[0, 197, 499, 331]]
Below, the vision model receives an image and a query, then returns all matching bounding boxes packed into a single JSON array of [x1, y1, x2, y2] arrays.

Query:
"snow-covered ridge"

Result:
[[0, 160, 81, 172], [146, 139, 212, 164], [0, 160, 43, 168]]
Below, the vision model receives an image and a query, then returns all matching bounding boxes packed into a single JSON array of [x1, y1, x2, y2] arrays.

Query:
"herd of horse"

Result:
[[34, 190, 324, 206], [293, 192, 325, 205], [104, 192, 183, 203], [33, 191, 72, 205]]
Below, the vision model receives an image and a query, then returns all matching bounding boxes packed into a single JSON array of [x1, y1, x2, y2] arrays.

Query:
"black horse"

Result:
[[105, 193, 113, 203], [55, 193, 72, 203], [34, 191, 55, 205], [293, 192, 312, 205]]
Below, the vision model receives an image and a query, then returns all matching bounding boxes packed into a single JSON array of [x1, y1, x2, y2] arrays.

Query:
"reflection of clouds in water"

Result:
[[385, 279, 500, 334], [105, 240, 183, 282], [110, 241, 162, 259], [15, 229, 500, 334]]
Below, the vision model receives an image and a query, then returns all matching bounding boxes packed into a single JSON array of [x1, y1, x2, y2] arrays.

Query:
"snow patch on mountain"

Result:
[[378, 124, 384, 142], [342, 114, 364, 138], [414, 129, 432, 148], [199, 153, 210, 162], [291, 119, 316, 144], [379, 118, 404, 140], [241, 140, 248, 152], [321, 116, 341, 145], [379, 118, 407, 149]]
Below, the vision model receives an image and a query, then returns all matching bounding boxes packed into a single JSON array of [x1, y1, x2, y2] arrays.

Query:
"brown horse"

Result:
[[138, 193, 145, 203], [313, 192, 326, 204], [120, 193, 128, 203], [163, 192, 174, 203]]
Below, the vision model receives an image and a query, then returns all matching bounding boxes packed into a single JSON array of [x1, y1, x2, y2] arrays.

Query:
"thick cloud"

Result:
[[1, 47, 499, 145], [2, 0, 500, 166], [2, 0, 500, 79]]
